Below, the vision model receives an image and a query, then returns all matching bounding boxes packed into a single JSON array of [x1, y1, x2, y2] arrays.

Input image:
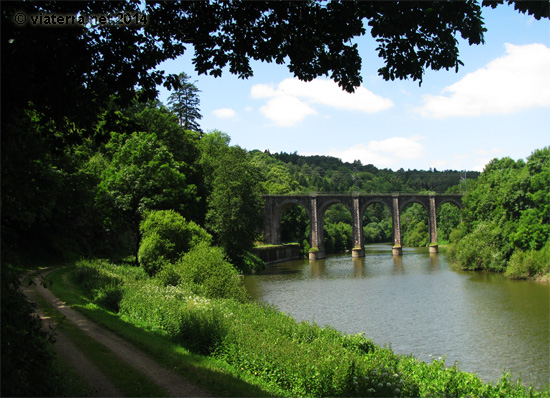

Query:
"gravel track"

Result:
[[23, 270, 213, 397]]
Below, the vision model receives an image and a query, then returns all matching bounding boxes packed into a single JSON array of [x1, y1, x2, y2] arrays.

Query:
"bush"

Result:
[[505, 241, 550, 279], [174, 242, 249, 302], [138, 210, 212, 276], [451, 222, 507, 271]]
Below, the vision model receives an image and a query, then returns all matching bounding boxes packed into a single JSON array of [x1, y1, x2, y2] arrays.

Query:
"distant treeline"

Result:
[[252, 150, 479, 194]]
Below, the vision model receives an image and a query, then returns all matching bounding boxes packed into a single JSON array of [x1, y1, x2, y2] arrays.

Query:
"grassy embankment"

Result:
[[44, 260, 549, 398]]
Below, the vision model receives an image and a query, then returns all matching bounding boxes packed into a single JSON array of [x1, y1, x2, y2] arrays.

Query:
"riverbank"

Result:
[[245, 248, 550, 388], [44, 259, 549, 397]]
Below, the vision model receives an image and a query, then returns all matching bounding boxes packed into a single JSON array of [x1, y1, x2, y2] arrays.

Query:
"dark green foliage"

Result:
[[138, 210, 212, 276], [324, 222, 354, 254], [1, 109, 106, 264], [1, 269, 63, 397], [202, 137, 264, 270], [449, 148, 549, 277], [323, 204, 354, 253], [266, 151, 480, 194]]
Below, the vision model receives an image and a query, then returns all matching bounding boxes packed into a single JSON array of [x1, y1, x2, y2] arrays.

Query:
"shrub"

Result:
[[175, 242, 249, 302], [505, 241, 550, 279], [403, 221, 429, 247], [138, 210, 212, 276], [452, 222, 507, 271]]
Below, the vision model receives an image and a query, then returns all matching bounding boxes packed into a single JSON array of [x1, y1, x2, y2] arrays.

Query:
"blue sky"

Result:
[[157, 4, 549, 172]]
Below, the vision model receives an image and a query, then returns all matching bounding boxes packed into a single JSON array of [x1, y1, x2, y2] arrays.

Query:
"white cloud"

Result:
[[260, 96, 317, 127], [321, 135, 425, 168], [415, 43, 550, 118], [212, 108, 237, 118], [251, 78, 393, 126]]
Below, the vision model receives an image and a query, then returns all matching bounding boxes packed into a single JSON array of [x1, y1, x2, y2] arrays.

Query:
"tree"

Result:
[[99, 131, 196, 259], [449, 147, 550, 277], [203, 143, 264, 270], [167, 72, 203, 132]]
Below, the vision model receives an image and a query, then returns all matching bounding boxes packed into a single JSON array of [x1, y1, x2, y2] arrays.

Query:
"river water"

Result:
[[244, 244, 550, 388]]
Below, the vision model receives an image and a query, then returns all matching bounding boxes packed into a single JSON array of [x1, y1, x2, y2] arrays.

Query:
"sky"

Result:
[[156, 4, 550, 172]]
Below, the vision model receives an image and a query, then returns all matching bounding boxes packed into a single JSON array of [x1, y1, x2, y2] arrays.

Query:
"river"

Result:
[[244, 243, 550, 388]]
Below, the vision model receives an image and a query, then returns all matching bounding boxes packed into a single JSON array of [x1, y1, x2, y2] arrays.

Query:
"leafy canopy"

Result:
[[3, 0, 548, 132]]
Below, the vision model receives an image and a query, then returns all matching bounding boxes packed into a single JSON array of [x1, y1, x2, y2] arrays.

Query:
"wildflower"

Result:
[[394, 388, 401, 395], [367, 388, 375, 394], [387, 382, 392, 388]]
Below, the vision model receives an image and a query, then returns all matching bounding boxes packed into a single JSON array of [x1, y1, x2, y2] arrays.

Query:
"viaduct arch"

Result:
[[262, 193, 463, 259]]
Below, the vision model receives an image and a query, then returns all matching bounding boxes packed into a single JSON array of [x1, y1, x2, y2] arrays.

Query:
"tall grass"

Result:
[[74, 258, 549, 398]]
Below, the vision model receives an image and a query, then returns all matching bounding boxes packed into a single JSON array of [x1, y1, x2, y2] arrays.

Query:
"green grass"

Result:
[[46, 266, 279, 397]]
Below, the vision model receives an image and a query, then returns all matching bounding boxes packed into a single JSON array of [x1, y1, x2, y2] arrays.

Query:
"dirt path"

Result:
[[23, 270, 213, 397]]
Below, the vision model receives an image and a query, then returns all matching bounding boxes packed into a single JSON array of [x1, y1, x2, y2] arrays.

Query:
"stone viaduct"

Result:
[[262, 193, 463, 259]]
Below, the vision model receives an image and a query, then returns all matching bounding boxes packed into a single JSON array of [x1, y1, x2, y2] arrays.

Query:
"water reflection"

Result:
[[392, 254, 404, 273], [429, 253, 439, 272], [353, 257, 365, 278], [310, 259, 326, 278], [245, 245, 550, 387]]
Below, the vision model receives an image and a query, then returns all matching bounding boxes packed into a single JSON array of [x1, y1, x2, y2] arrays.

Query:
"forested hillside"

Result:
[[252, 150, 477, 194]]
